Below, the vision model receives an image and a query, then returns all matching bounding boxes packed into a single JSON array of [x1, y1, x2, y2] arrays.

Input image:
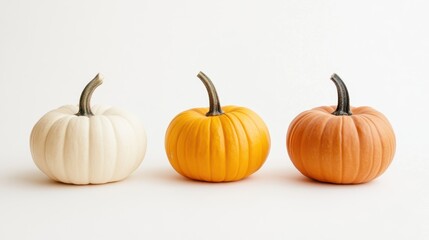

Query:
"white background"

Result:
[[1, 0, 428, 239]]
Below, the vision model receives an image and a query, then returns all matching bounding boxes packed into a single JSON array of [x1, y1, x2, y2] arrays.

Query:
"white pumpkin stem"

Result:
[[77, 73, 103, 116], [331, 73, 352, 116], [197, 71, 224, 116]]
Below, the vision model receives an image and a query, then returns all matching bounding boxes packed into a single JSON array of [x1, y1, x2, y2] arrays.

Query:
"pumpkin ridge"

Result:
[[359, 115, 377, 182], [369, 115, 386, 181], [287, 111, 313, 148], [197, 119, 212, 181], [97, 117, 110, 183], [184, 117, 204, 180], [222, 105, 239, 113], [289, 112, 317, 177], [175, 117, 192, 179], [98, 115, 113, 182], [34, 115, 64, 181], [234, 108, 269, 135], [111, 115, 138, 181], [229, 111, 252, 178], [43, 116, 71, 182], [43, 116, 63, 181], [217, 116, 227, 182], [316, 115, 335, 182], [104, 116, 119, 182], [352, 106, 375, 115], [232, 109, 270, 174], [60, 116, 75, 183], [299, 113, 329, 182], [175, 117, 195, 178], [165, 114, 184, 143], [117, 114, 145, 174], [368, 114, 391, 181], [233, 111, 260, 176], [190, 108, 207, 116], [349, 116, 361, 183], [169, 118, 189, 177], [223, 113, 241, 181], [87, 117, 93, 183], [361, 115, 387, 180], [132, 123, 146, 173], [190, 118, 204, 181], [318, 116, 342, 182], [380, 116, 395, 168], [362, 111, 392, 129], [77, 118, 91, 183], [313, 106, 335, 114], [226, 112, 249, 180], [93, 115, 109, 184], [229, 107, 248, 115], [339, 117, 344, 183], [207, 117, 213, 181], [244, 111, 268, 175], [97, 106, 112, 115], [210, 117, 227, 182]]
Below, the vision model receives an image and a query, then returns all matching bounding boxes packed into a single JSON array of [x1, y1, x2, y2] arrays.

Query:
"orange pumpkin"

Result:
[[165, 72, 270, 182], [287, 74, 396, 184]]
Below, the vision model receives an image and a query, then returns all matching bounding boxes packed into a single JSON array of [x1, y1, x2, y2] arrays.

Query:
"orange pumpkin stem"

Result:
[[331, 73, 352, 116], [197, 71, 224, 116], [76, 73, 103, 117]]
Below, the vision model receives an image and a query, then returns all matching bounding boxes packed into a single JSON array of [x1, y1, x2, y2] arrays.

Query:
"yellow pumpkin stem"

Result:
[[331, 73, 352, 116], [76, 73, 103, 116], [197, 71, 224, 116]]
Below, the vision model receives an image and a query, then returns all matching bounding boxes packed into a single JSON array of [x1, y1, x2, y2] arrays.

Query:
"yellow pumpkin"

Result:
[[165, 72, 270, 182], [287, 74, 396, 184]]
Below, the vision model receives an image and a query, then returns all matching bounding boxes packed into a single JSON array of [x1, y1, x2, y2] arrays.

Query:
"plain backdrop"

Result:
[[1, 0, 428, 239]]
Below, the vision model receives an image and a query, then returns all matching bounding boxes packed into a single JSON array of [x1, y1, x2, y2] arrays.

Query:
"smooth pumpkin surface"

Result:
[[165, 72, 270, 182], [286, 74, 396, 184], [30, 74, 147, 184]]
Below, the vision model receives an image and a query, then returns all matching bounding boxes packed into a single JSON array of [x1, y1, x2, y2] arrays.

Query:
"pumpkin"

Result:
[[30, 74, 147, 185], [286, 74, 396, 184], [165, 72, 270, 182]]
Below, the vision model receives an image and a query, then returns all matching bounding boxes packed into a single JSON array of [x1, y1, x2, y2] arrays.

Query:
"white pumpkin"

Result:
[[30, 74, 146, 184]]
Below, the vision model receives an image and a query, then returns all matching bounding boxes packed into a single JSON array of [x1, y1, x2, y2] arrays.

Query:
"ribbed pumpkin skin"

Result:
[[165, 105, 270, 182], [30, 105, 147, 184], [287, 105, 396, 184]]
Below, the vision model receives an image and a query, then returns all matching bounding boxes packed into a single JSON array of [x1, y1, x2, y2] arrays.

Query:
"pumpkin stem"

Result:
[[197, 71, 224, 116], [76, 73, 103, 117], [331, 73, 352, 116]]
